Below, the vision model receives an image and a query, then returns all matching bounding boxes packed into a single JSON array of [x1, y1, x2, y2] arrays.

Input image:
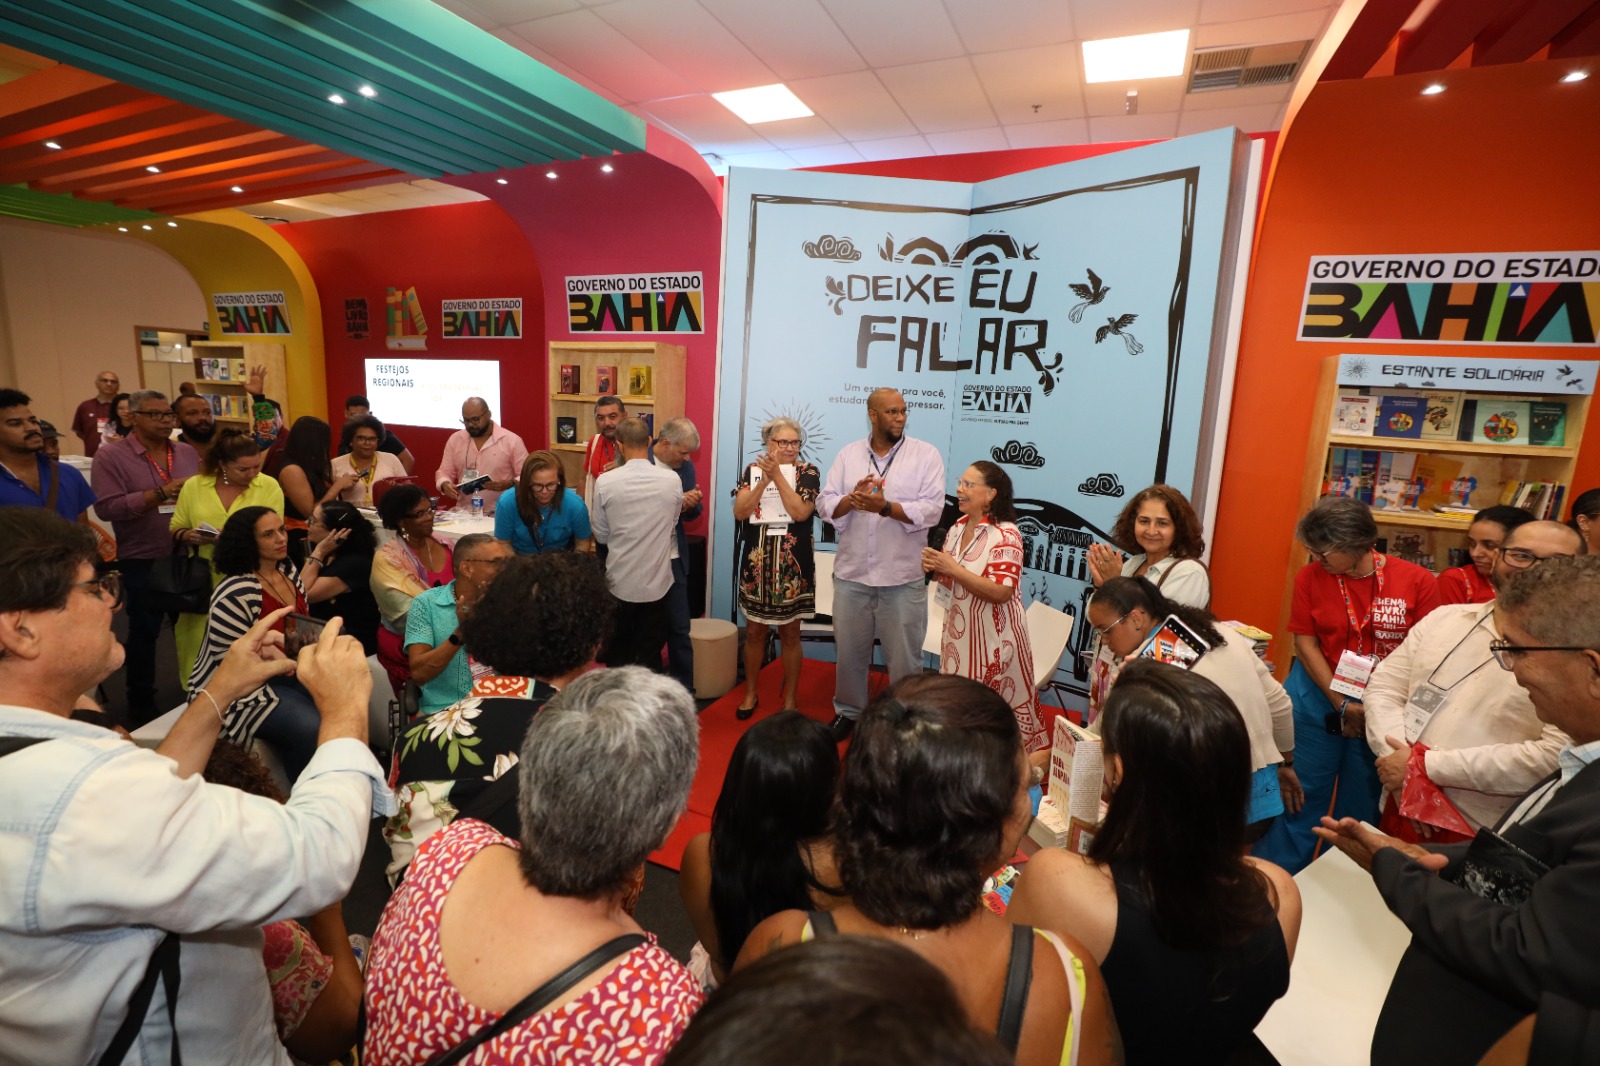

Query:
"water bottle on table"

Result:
[[471, 491, 484, 518]]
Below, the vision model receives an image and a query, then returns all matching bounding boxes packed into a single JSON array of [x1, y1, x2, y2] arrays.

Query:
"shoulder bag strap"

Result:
[[98, 932, 182, 1066], [0, 736, 46, 758], [45, 458, 61, 514], [1151, 556, 1213, 610], [806, 909, 838, 936], [421, 933, 646, 1066], [995, 924, 1035, 1053]]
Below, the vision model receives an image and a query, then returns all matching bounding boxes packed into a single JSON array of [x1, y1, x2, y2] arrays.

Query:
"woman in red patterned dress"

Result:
[[363, 666, 704, 1065], [922, 461, 1046, 752]]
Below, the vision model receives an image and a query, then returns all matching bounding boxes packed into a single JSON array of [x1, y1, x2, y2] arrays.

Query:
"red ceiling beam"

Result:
[[1321, 0, 1424, 80], [1550, 0, 1600, 57], [0, 64, 113, 118], [1396, 0, 1521, 74], [151, 166, 404, 216], [80, 147, 349, 200], [0, 115, 261, 183], [21, 129, 296, 190], [1474, 0, 1596, 64], [0, 90, 173, 150], [108, 147, 351, 205]]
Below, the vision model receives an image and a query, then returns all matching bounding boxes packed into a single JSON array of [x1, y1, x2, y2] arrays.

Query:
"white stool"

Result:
[[689, 618, 739, 700]]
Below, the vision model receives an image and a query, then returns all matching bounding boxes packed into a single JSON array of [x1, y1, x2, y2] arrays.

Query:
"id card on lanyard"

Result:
[[933, 522, 989, 611], [145, 443, 178, 514], [1404, 613, 1494, 742], [1329, 555, 1386, 698]]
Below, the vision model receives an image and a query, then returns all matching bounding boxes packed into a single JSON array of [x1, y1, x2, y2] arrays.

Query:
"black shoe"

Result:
[[736, 696, 759, 721], [828, 715, 856, 742]]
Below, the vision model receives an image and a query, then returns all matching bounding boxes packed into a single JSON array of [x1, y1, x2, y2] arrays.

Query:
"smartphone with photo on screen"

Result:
[[1133, 614, 1211, 670], [283, 613, 327, 659]]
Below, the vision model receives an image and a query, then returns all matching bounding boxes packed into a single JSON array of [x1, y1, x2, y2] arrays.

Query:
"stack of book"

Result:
[[1219, 621, 1272, 666], [1501, 481, 1568, 521]]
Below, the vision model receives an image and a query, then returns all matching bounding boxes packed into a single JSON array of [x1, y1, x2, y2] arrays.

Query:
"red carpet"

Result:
[[649, 659, 877, 871]]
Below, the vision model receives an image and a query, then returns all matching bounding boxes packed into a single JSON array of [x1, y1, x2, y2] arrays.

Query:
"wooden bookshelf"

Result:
[[1275, 354, 1592, 674], [547, 341, 686, 488], [190, 340, 288, 425]]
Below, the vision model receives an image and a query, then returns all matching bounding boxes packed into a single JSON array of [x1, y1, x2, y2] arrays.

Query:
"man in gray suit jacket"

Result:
[[1315, 553, 1600, 1065]]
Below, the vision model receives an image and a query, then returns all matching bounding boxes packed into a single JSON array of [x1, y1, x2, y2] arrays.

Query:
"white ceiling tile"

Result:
[[877, 57, 997, 134], [1083, 77, 1187, 117], [852, 134, 934, 161], [698, 0, 866, 80], [1181, 82, 1292, 111], [787, 71, 918, 140], [464, 0, 581, 25], [818, 0, 966, 67], [490, 28, 620, 97], [1199, 0, 1332, 24], [926, 127, 1011, 155], [1070, 0, 1201, 43], [972, 44, 1086, 125], [722, 149, 799, 169], [590, 0, 776, 93], [507, 9, 698, 103], [631, 95, 773, 151], [785, 143, 868, 167], [1176, 102, 1281, 135], [754, 115, 846, 150], [1003, 118, 1090, 149], [943, 0, 1077, 53], [1087, 112, 1181, 143], [1193, 9, 1329, 48]]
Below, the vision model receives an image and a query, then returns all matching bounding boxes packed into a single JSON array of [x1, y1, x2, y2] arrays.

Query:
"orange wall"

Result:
[[1210, 61, 1600, 650]]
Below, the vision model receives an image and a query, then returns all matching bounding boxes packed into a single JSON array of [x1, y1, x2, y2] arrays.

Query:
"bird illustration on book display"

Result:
[[1067, 268, 1110, 323], [1095, 313, 1144, 355]]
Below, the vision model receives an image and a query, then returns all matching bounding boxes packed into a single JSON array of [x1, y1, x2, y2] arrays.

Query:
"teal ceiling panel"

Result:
[[0, 183, 163, 226]]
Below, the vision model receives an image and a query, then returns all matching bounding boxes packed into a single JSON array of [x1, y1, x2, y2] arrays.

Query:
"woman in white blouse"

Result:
[[1088, 484, 1210, 608]]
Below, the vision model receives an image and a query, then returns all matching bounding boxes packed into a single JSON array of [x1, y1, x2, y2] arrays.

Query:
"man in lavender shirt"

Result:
[[91, 389, 201, 725], [817, 387, 945, 740]]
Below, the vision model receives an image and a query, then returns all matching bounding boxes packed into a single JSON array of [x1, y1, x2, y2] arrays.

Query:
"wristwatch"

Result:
[[448, 632, 463, 647], [879, 499, 892, 517]]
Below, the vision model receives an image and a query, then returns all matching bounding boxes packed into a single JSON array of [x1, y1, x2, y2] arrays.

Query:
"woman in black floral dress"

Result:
[[733, 417, 819, 718]]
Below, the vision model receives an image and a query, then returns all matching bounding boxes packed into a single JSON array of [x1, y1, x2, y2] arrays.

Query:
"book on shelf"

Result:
[[1373, 453, 1418, 511], [1529, 401, 1567, 447], [595, 365, 617, 395], [558, 364, 579, 395], [1413, 454, 1465, 512], [555, 416, 578, 444], [1330, 393, 1377, 436], [1420, 390, 1464, 441], [1375, 394, 1426, 440], [1500, 481, 1567, 520], [1468, 397, 1531, 446], [627, 365, 652, 396]]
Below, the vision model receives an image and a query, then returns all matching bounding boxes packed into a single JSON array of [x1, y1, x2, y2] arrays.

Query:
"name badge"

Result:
[[1404, 681, 1449, 743], [158, 504, 176, 515], [933, 576, 953, 611], [1329, 649, 1377, 698]]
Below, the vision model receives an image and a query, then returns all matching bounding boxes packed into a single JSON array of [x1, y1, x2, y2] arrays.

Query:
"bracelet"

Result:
[[195, 687, 224, 724], [1280, 756, 1295, 767]]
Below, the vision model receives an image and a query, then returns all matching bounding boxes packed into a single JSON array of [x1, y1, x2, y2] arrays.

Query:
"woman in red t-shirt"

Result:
[[1437, 505, 1534, 606], [1255, 497, 1440, 874]]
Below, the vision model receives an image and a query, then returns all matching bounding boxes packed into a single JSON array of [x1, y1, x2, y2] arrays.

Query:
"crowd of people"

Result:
[[3, 369, 1600, 1064]]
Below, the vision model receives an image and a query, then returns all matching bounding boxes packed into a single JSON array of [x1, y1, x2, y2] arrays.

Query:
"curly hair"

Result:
[[1109, 484, 1206, 560], [461, 552, 614, 679], [835, 673, 1023, 931], [376, 483, 429, 530], [203, 740, 287, 803], [317, 499, 377, 557], [212, 505, 279, 576], [967, 460, 1017, 523]]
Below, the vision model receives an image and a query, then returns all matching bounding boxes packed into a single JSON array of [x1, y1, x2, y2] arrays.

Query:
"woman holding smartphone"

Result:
[[190, 505, 319, 783], [304, 500, 380, 657]]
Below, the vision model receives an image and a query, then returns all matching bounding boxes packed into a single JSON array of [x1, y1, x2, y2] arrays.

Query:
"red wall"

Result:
[[275, 201, 545, 485]]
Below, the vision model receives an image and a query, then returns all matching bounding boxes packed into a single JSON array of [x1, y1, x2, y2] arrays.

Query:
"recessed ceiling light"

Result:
[[141, 224, 152, 230], [1083, 29, 1190, 83], [145, 165, 161, 173], [601, 163, 614, 173], [1421, 83, 1446, 95], [496, 178, 508, 184], [545, 171, 557, 179], [358, 85, 377, 98], [328, 93, 346, 105], [44, 140, 61, 150], [117, 226, 128, 232], [231, 186, 243, 193], [712, 83, 813, 124], [166, 221, 178, 227], [1562, 70, 1589, 83]]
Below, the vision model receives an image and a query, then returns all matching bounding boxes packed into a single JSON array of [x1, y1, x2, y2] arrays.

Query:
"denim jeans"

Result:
[[253, 677, 323, 786], [831, 578, 928, 720]]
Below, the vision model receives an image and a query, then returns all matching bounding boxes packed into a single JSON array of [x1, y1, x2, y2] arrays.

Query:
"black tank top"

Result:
[[1099, 861, 1289, 1065]]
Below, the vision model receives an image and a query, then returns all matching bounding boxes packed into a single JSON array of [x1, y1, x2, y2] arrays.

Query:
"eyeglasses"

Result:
[[530, 480, 560, 493], [1498, 546, 1574, 570], [1489, 639, 1598, 671], [135, 410, 176, 421], [74, 572, 123, 610], [351, 435, 380, 445], [460, 556, 507, 569], [460, 415, 489, 426], [769, 438, 801, 448], [402, 505, 433, 521], [956, 478, 988, 491], [1092, 611, 1131, 638]]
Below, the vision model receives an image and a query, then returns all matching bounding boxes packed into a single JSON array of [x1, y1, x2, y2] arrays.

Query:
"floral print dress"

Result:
[[736, 461, 820, 625], [385, 675, 556, 884]]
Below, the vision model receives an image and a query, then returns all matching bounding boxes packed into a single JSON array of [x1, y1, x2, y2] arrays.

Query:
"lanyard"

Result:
[[1335, 553, 1387, 657], [143, 442, 174, 484], [954, 518, 991, 565], [1424, 611, 1496, 691], [867, 437, 904, 482]]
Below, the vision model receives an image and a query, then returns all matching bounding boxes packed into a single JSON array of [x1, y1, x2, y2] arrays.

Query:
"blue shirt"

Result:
[[404, 581, 471, 714], [0, 454, 95, 520], [493, 487, 591, 554], [647, 449, 701, 560]]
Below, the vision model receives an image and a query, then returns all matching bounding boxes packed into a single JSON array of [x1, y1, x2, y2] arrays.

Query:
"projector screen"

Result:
[[362, 358, 503, 430]]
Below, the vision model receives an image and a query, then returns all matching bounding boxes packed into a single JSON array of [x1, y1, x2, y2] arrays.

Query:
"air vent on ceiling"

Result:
[[1188, 41, 1310, 93]]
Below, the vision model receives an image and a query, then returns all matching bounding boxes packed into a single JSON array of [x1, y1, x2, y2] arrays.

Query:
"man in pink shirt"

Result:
[[435, 396, 527, 516]]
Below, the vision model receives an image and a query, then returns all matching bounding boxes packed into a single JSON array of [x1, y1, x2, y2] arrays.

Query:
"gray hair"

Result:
[[658, 417, 700, 451], [1499, 554, 1600, 648], [129, 389, 167, 408], [760, 416, 803, 446], [1296, 496, 1378, 554], [515, 666, 698, 896], [453, 533, 499, 559]]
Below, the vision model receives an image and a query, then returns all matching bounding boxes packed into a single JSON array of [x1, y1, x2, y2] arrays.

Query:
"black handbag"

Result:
[[147, 549, 211, 614]]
